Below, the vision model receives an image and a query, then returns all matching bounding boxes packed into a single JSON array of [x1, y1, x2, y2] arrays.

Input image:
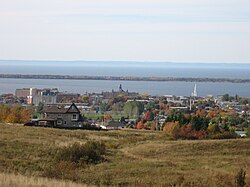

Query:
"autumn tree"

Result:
[[104, 114, 112, 121], [163, 121, 180, 137], [144, 121, 156, 130], [0, 105, 10, 122], [0, 105, 31, 123], [144, 110, 154, 121], [207, 124, 220, 134], [136, 121, 144, 129]]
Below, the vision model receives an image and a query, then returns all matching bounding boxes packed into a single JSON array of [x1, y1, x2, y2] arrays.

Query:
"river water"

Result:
[[0, 62, 250, 97]]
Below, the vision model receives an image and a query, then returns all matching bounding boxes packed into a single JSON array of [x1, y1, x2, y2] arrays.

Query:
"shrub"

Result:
[[235, 168, 246, 187], [56, 141, 106, 165], [246, 127, 250, 137], [163, 121, 180, 136], [164, 123, 207, 140], [207, 124, 220, 134], [209, 131, 239, 139]]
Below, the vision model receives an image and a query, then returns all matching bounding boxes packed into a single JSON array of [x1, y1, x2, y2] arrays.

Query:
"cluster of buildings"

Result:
[[15, 88, 80, 106], [15, 84, 139, 107], [0, 84, 248, 131]]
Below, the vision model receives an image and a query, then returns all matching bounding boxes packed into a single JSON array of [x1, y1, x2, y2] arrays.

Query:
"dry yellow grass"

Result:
[[0, 123, 249, 186], [0, 172, 90, 187]]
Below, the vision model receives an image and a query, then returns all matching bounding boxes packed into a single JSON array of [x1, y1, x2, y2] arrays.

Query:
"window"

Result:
[[72, 114, 78, 120], [78, 122, 82, 128], [64, 121, 67, 125], [57, 120, 62, 125]]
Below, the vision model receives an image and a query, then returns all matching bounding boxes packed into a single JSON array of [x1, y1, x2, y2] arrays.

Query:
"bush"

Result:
[[56, 141, 106, 165], [246, 127, 250, 137], [164, 123, 207, 140], [209, 131, 239, 139], [235, 168, 246, 187]]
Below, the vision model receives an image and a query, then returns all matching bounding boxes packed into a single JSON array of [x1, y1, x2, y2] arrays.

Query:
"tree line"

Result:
[[0, 105, 31, 123]]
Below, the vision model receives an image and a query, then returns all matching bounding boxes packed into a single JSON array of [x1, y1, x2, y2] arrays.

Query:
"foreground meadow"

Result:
[[0, 124, 249, 186]]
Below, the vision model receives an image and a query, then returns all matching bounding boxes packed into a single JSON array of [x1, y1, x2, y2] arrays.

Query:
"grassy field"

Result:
[[0, 123, 249, 186], [0, 172, 88, 187]]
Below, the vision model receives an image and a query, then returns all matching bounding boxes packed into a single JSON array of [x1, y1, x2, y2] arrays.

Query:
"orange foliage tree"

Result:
[[136, 121, 144, 129], [163, 121, 180, 137], [196, 109, 207, 117], [0, 105, 31, 123]]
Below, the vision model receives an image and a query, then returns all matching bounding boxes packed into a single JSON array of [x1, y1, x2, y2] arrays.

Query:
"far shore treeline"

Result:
[[1, 74, 250, 83]]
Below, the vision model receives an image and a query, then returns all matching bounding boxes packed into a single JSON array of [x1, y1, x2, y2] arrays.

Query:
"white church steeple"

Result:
[[192, 84, 197, 97]]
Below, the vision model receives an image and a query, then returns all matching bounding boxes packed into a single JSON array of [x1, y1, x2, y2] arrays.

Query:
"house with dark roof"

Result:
[[99, 120, 127, 130], [38, 103, 85, 128]]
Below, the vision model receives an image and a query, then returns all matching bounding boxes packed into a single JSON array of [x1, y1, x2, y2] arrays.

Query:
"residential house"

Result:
[[99, 120, 126, 130], [38, 103, 85, 128]]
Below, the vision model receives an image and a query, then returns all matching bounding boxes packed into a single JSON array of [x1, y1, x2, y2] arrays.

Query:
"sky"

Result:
[[0, 0, 250, 63]]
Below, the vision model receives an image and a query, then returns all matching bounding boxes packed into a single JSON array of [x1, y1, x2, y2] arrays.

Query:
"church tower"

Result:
[[192, 84, 198, 97], [119, 84, 124, 92]]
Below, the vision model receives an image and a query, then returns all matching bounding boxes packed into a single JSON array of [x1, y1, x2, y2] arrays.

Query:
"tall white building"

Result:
[[27, 88, 33, 104]]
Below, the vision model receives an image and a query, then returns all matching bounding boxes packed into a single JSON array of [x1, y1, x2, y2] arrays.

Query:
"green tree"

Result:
[[124, 101, 144, 118], [37, 102, 44, 114], [222, 94, 229, 101], [99, 103, 108, 114], [207, 124, 220, 134], [146, 102, 155, 110], [111, 102, 124, 114], [190, 116, 209, 131]]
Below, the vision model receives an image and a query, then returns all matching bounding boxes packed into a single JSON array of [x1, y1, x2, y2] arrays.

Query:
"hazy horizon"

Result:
[[1, 60, 250, 68]]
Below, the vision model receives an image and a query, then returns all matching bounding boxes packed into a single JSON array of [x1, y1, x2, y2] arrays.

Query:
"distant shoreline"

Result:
[[0, 74, 250, 83]]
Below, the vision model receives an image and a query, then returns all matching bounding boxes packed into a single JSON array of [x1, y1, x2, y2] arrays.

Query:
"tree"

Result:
[[222, 94, 229, 101], [124, 101, 144, 118], [146, 102, 155, 110], [81, 96, 89, 103], [104, 114, 112, 121], [144, 110, 154, 121], [0, 105, 31, 123], [190, 116, 209, 131], [163, 121, 180, 137], [144, 121, 156, 130], [207, 124, 220, 134], [99, 103, 108, 114], [239, 99, 249, 105], [136, 121, 144, 129], [37, 102, 44, 114], [111, 102, 124, 114], [196, 109, 207, 117], [0, 105, 10, 122]]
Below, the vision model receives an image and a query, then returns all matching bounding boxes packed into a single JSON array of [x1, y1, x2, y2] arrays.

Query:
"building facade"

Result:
[[38, 103, 85, 128]]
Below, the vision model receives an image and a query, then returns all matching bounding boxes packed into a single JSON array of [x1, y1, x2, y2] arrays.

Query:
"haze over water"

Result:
[[1, 60, 250, 78]]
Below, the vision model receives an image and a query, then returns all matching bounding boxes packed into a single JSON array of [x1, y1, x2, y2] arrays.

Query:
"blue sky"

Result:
[[0, 0, 250, 63]]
